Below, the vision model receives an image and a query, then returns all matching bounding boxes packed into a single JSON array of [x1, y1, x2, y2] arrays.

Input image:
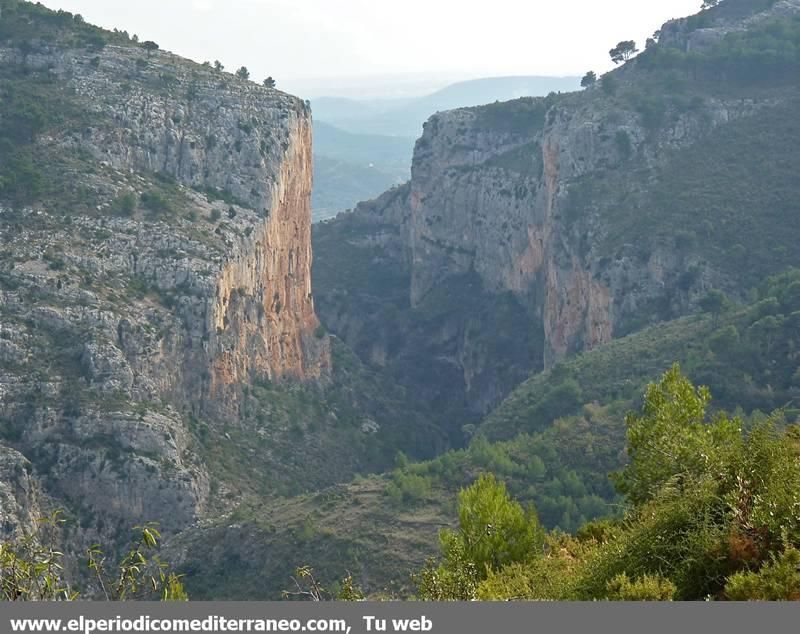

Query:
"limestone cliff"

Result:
[[207, 116, 327, 400], [47, 42, 329, 400], [314, 0, 800, 415], [0, 11, 328, 549]]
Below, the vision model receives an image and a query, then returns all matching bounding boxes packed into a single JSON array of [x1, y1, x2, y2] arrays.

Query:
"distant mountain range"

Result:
[[313, 75, 582, 137], [311, 75, 580, 220]]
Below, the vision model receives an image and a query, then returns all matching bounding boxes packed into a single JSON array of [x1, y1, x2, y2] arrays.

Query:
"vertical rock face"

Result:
[[407, 107, 545, 306], [349, 95, 620, 368], [371, 93, 745, 369], [0, 446, 41, 535], [49, 44, 330, 399], [210, 115, 328, 399]]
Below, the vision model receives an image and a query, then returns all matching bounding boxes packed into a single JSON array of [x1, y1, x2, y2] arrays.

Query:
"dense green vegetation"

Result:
[[641, 13, 800, 83], [413, 367, 800, 600], [483, 269, 800, 442], [387, 405, 624, 533], [570, 95, 800, 299]]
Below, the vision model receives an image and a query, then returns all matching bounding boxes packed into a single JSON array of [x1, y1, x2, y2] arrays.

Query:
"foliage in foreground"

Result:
[[282, 566, 364, 602], [413, 366, 800, 600], [0, 514, 187, 601], [413, 474, 545, 600]]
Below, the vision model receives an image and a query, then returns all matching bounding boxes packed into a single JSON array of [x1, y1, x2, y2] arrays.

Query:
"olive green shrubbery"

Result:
[[0, 513, 187, 601], [413, 366, 800, 600], [413, 474, 545, 600]]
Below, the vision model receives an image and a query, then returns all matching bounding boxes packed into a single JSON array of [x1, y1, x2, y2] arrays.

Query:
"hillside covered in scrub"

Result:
[[170, 268, 800, 598], [0, 0, 799, 601]]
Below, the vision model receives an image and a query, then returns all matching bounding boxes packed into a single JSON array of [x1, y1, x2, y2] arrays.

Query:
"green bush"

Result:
[[413, 368, 800, 601], [0, 513, 187, 601], [476, 535, 590, 601], [415, 473, 545, 600], [0, 151, 43, 204], [111, 192, 137, 216], [615, 130, 633, 159], [140, 190, 172, 216], [725, 547, 800, 600], [604, 573, 676, 601], [601, 75, 618, 96], [385, 471, 432, 507]]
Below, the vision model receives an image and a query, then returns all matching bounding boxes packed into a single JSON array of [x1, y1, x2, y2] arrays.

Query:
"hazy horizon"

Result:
[[38, 0, 701, 99]]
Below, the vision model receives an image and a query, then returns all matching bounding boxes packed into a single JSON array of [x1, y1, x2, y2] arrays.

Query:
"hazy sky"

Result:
[[41, 0, 701, 97]]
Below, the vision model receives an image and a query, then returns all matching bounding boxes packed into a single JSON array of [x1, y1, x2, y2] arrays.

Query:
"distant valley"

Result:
[[311, 75, 580, 220]]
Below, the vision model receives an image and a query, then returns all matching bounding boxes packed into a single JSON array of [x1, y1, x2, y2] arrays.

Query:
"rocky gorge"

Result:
[[0, 0, 799, 599]]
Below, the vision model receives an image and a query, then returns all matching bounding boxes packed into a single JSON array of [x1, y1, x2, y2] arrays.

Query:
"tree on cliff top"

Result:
[[699, 289, 730, 326], [581, 71, 597, 88], [610, 40, 639, 64], [236, 66, 250, 80], [141, 40, 159, 56]]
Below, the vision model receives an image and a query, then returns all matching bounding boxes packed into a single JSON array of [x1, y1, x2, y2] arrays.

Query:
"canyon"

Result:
[[0, 0, 799, 600]]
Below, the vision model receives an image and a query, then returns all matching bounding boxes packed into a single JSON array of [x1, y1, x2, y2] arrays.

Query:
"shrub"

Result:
[[111, 192, 137, 216], [604, 573, 676, 601], [724, 547, 800, 600], [0, 513, 187, 601], [385, 472, 431, 506], [140, 190, 172, 216], [477, 543, 583, 601], [615, 130, 633, 159], [0, 152, 43, 204], [141, 40, 159, 56], [601, 75, 618, 96], [439, 474, 544, 579]]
